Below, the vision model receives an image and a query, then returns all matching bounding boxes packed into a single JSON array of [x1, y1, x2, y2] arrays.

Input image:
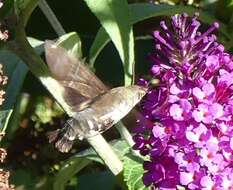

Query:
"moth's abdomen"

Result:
[[55, 134, 75, 153]]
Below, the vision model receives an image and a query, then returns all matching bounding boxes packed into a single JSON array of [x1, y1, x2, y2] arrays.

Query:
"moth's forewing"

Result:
[[62, 86, 91, 111], [44, 40, 74, 80], [44, 40, 107, 111]]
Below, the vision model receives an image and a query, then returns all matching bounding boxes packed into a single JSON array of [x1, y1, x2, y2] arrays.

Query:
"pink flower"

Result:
[[133, 13, 233, 189]]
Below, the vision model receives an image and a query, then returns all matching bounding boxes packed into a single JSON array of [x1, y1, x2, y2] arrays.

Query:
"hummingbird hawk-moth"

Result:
[[45, 40, 147, 153]]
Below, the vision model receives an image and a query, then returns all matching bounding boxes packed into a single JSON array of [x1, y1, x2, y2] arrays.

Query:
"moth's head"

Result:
[[131, 85, 147, 99], [124, 85, 147, 103]]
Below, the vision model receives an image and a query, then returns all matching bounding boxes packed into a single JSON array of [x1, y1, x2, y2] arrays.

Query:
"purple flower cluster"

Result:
[[133, 13, 233, 190]]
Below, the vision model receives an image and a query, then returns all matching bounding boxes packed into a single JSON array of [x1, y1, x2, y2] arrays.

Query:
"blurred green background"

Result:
[[0, 0, 233, 189]]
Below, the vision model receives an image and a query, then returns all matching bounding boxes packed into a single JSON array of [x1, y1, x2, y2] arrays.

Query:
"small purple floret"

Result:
[[133, 13, 233, 189]]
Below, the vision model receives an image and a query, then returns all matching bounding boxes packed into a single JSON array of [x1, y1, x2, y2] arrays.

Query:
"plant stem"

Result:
[[39, 0, 135, 148], [10, 12, 123, 176], [116, 121, 134, 147], [1, 110, 13, 137], [37, 0, 124, 174], [87, 134, 123, 175], [11, 33, 124, 175], [38, 0, 66, 36], [21, 0, 39, 27]]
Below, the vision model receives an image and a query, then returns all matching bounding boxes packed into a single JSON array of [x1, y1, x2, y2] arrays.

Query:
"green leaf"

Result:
[[72, 139, 130, 163], [1, 51, 28, 110], [54, 139, 130, 190], [6, 93, 29, 139], [0, 51, 28, 135], [0, 38, 43, 135], [0, 109, 13, 134], [77, 171, 116, 190], [89, 3, 230, 69], [177, 185, 186, 190], [130, 3, 228, 38], [11, 169, 37, 189], [28, 37, 44, 54], [53, 158, 91, 190], [0, 0, 14, 20], [84, 0, 134, 85], [123, 154, 148, 190], [216, 0, 233, 23], [89, 27, 108, 67], [11, 168, 53, 189], [32, 97, 63, 125], [15, 0, 35, 10]]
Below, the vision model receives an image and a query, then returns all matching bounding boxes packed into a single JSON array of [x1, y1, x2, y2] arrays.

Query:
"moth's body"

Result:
[[45, 40, 147, 152]]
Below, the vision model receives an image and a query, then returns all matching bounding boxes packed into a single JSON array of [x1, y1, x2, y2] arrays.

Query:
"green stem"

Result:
[[1, 110, 13, 135], [116, 121, 134, 147], [87, 134, 123, 175], [38, 0, 66, 36], [9, 10, 123, 176], [36, 0, 125, 172], [11, 31, 123, 175], [21, 0, 39, 27]]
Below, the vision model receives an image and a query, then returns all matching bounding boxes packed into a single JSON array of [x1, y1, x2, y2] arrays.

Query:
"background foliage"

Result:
[[0, 0, 232, 189]]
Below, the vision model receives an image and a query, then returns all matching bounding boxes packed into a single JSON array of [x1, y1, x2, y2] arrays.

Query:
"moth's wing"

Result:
[[44, 40, 108, 110], [61, 81, 106, 111]]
